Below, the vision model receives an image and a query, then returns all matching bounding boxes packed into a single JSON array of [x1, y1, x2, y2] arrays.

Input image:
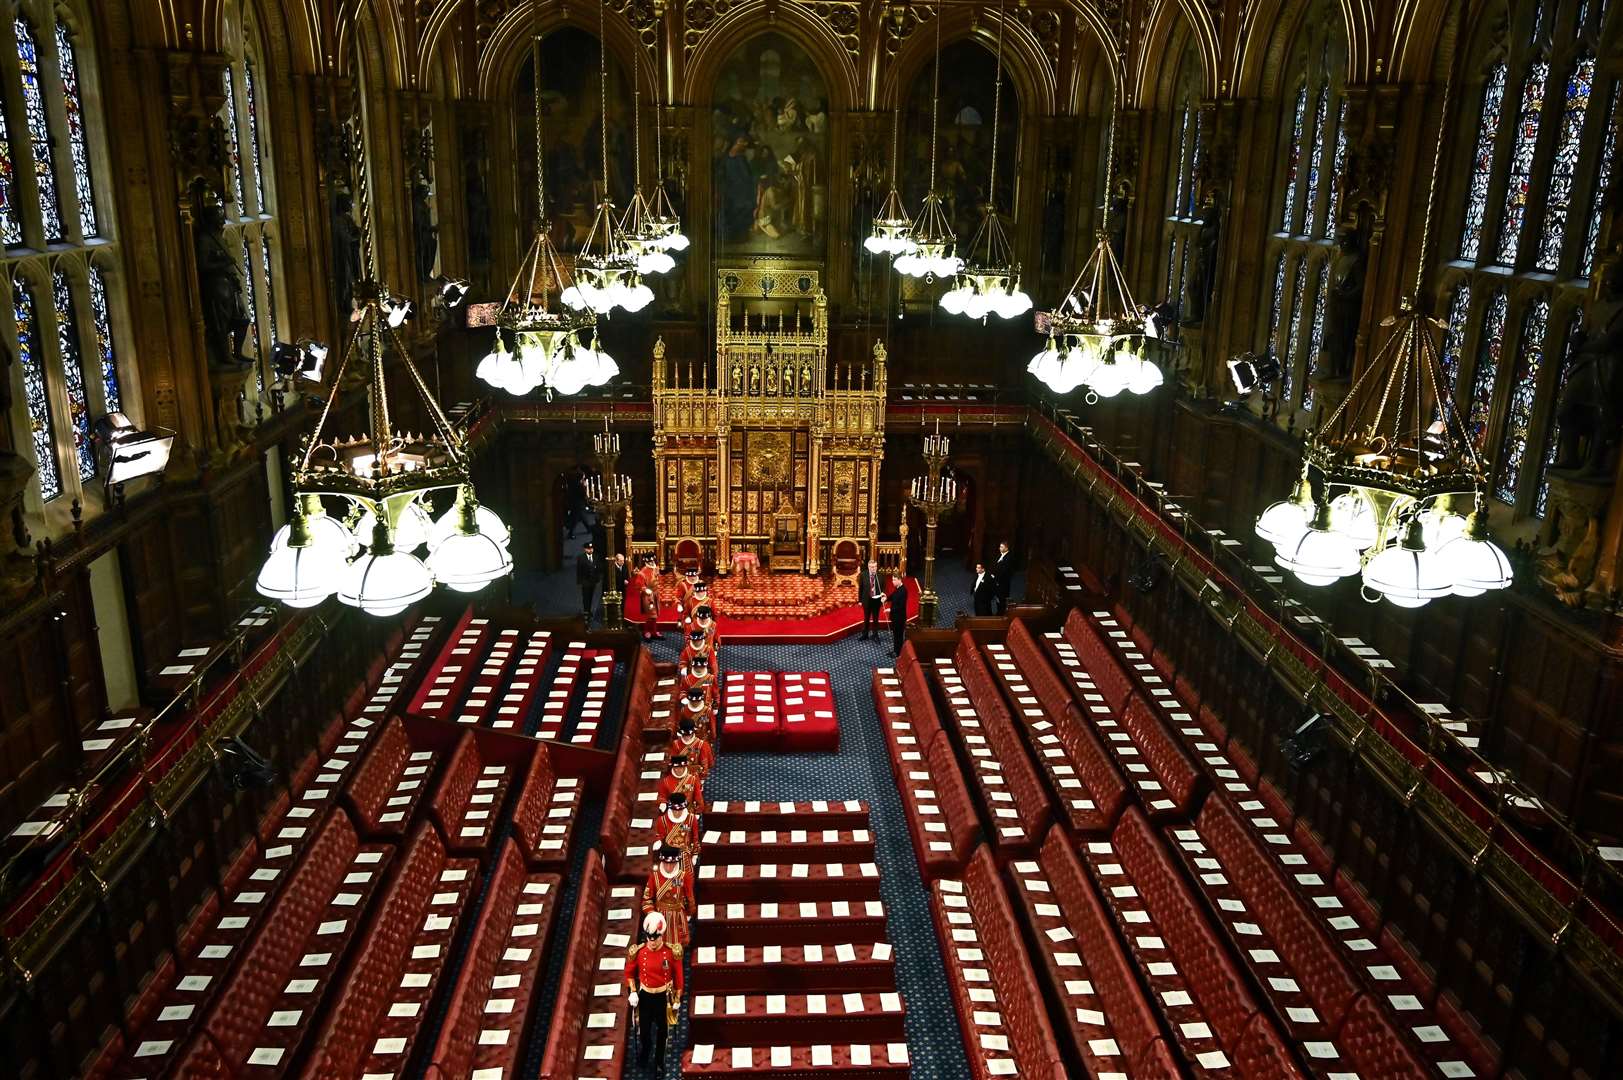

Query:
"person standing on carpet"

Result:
[[861, 559, 885, 640], [576, 540, 598, 624], [637, 555, 662, 641], [888, 579, 909, 657], [993, 541, 1015, 614], [972, 561, 996, 616], [642, 844, 695, 948], [626, 911, 683, 1074]]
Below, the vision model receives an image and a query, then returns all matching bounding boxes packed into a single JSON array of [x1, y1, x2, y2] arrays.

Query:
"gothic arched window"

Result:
[[1442, 0, 1613, 518], [1534, 308, 1584, 514], [1262, 14, 1345, 423], [3, 3, 130, 517], [217, 1, 281, 406], [1160, 41, 1203, 321]]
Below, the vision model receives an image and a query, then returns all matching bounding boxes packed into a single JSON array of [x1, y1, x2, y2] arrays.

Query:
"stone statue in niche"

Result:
[[748, 363, 761, 395], [730, 360, 744, 394], [465, 171, 492, 266], [412, 183, 438, 283], [1182, 194, 1221, 325], [1323, 226, 1368, 380], [782, 363, 796, 396], [1552, 268, 1623, 477], [330, 189, 361, 324], [801, 361, 813, 392], [765, 364, 779, 395], [195, 199, 250, 371]]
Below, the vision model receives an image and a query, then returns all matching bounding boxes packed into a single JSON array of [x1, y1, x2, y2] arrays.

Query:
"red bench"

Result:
[[342, 716, 437, 839], [877, 664, 979, 879], [511, 740, 582, 868], [429, 730, 515, 857], [695, 896, 889, 948], [169, 811, 393, 1075], [722, 670, 781, 750], [1008, 827, 1182, 1077], [778, 670, 838, 751], [930, 845, 1067, 1079], [570, 649, 616, 745], [406, 610, 490, 721], [682, 1041, 910, 1077], [690, 941, 897, 995], [1079, 809, 1291, 1074], [302, 822, 479, 1076], [427, 837, 562, 1078], [453, 626, 522, 725], [982, 631, 1128, 835], [934, 650, 1053, 854], [706, 800, 871, 833], [537, 852, 637, 1080]]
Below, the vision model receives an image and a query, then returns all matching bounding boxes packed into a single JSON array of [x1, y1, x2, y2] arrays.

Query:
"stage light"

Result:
[[93, 413, 176, 487], [385, 297, 416, 329], [1226, 352, 1282, 395], [439, 279, 470, 308]]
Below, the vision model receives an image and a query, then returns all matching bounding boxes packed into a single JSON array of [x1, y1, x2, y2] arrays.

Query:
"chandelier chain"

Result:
[[928, 9, 941, 192], [598, 0, 610, 200], [533, 0, 545, 229], [987, 0, 1005, 201]]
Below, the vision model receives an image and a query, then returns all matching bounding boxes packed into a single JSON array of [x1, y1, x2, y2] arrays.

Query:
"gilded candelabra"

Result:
[[906, 428, 957, 625], [586, 427, 633, 628]]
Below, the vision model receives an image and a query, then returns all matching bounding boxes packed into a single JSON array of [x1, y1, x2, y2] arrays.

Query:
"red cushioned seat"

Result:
[[538, 853, 637, 1080], [720, 671, 781, 750], [511, 741, 581, 868], [689, 941, 897, 994], [705, 799, 871, 833], [429, 730, 515, 857], [688, 989, 906, 1045], [936, 647, 1053, 854], [342, 716, 436, 840], [695, 897, 889, 948], [1119, 693, 1203, 818], [778, 671, 838, 751]]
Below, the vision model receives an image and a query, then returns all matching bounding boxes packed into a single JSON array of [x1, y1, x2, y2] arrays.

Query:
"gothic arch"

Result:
[[1236, 0, 1362, 99], [683, 1, 859, 110], [336, 0, 407, 88], [1137, 0, 1216, 103], [479, 2, 653, 105], [878, 9, 1056, 119]]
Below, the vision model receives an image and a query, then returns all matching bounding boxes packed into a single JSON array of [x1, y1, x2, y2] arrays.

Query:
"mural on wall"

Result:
[[516, 27, 634, 251], [903, 39, 1019, 246], [710, 33, 830, 256]]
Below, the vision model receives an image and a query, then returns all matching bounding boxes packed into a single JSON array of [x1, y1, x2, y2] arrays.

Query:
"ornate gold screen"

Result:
[[647, 268, 887, 574]]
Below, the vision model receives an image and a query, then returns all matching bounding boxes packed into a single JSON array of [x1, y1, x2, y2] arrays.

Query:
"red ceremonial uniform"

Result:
[[638, 582, 660, 636], [625, 938, 684, 995], [674, 732, 716, 782], [679, 663, 718, 711], [642, 865, 695, 947], [657, 768, 706, 816], [680, 696, 715, 741], [656, 807, 701, 876]]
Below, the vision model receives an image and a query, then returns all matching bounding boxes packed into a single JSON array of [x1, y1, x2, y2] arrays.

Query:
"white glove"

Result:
[[629, 988, 640, 1004]]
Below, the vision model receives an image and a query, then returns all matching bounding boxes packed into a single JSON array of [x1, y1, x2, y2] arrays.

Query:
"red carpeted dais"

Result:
[[635, 576, 919, 644]]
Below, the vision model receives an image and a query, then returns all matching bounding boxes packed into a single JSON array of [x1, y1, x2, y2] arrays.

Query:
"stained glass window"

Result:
[[1534, 54, 1593, 272], [1172, 105, 1191, 219], [1535, 309, 1584, 515], [1303, 82, 1330, 238], [1281, 85, 1307, 232], [1494, 60, 1549, 266], [244, 60, 266, 212], [1303, 260, 1330, 410], [1186, 117, 1204, 217], [16, 282, 58, 500], [1494, 299, 1549, 502], [1466, 290, 1508, 451], [1283, 258, 1309, 405], [55, 21, 96, 238], [0, 94, 19, 245], [260, 236, 277, 342], [1461, 62, 1508, 260], [15, 15, 62, 242], [222, 65, 244, 211], [1323, 100, 1348, 238], [1166, 235, 1178, 301], [1439, 284, 1472, 412], [1267, 253, 1287, 353], [52, 273, 93, 481], [88, 266, 119, 414], [1582, 84, 1618, 278]]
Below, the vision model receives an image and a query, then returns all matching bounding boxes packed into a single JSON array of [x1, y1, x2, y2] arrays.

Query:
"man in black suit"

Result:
[[888, 580, 909, 657], [972, 561, 996, 616], [577, 540, 598, 624], [611, 552, 630, 596], [860, 559, 885, 640], [992, 541, 1015, 614]]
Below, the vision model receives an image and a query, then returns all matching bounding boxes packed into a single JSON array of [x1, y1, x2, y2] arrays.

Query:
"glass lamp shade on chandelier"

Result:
[[879, 8, 962, 282], [258, 129, 512, 617], [1027, 233, 1163, 398], [1255, 303, 1512, 607], [938, 2, 1031, 321]]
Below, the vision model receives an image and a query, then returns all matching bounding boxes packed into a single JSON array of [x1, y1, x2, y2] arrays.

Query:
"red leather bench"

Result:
[[930, 845, 1067, 1079], [722, 670, 780, 750], [429, 730, 514, 857], [302, 822, 479, 1077], [427, 837, 562, 1079], [778, 671, 838, 751], [535, 641, 589, 742], [875, 661, 978, 878], [451, 626, 521, 725], [511, 740, 582, 868], [169, 811, 394, 1075], [407, 610, 490, 721], [982, 632, 1128, 835], [697, 858, 882, 903], [570, 649, 616, 745], [933, 651, 1052, 854], [342, 716, 437, 840], [483, 628, 551, 730], [690, 941, 896, 994], [1008, 827, 1183, 1077], [700, 825, 877, 866], [647, 667, 679, 743], [688, 989, 906, 1045], [682, 1041, 911, 1077], [537, 852, 637, 1080], [695, 896, 889, 948], [1079, 809, 1291, 1074], [706, 799, 871, 833], [1117, 693, 1203, 817]]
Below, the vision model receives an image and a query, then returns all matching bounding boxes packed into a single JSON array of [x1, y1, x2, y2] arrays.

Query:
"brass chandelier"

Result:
[[892, 11, 962, 281]]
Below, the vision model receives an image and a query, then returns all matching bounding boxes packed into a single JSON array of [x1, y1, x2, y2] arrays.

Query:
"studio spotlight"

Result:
[[384, 297, 416, 329], [1279, 711, 1330, 770], [93, 412, 175, 487], [439, 278, 470, 309], [1226, 352, 1283, 396], [273, 339, 329, 382]]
